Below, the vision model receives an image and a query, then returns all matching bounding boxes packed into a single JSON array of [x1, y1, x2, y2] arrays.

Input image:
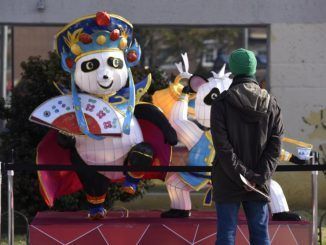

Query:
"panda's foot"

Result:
[[161, 209, 191, 218], [272, 211, 301, 221], [88, 206, 107, 220]]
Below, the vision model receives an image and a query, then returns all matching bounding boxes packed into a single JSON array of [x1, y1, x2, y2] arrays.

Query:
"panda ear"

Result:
[[125, 39, 141, 67], [189, 75, 208, 92], [204, 87, 220, 105]]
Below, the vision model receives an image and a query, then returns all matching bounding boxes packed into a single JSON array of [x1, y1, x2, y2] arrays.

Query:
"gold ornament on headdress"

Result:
[[63, 28, 84, 55], [96, 35, 107, 45], [119, 38, 127, 50], [120, 27, 129, 39], [71, 44, 82, 55], [116, 25, 129, 50]]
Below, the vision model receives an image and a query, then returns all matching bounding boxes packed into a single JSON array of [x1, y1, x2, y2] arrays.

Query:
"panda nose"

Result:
[[103, 75, 109, 80]]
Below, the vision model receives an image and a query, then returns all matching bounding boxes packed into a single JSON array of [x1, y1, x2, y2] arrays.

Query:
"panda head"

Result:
[[74, 50, 128, 95], [189, 68, 232, 128]]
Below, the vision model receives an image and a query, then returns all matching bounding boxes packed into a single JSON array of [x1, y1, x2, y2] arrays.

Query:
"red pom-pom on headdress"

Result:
[[110, 29, 120, 41], [65, 58, 74, 69], [127, 51, 138, 63], [96, 11, 111, 26], [79, 33, 92, 44]]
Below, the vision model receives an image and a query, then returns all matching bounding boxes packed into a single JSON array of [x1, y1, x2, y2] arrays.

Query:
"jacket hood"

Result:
[[225, 76, 271, 122]]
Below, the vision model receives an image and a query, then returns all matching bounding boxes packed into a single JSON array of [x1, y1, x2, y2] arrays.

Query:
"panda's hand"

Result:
[[164, 136, 178, 146], [57, 131, 76, 149], [182, 86, 191, 94]]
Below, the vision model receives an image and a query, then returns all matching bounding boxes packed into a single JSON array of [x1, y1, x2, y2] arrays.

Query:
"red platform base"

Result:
[[30, 211, 311, 244]]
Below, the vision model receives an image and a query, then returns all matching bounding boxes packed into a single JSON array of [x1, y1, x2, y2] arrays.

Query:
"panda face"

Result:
[[195, 81, 218, 128], [74, 50, 128, 95], [193, 74, 232, 128]]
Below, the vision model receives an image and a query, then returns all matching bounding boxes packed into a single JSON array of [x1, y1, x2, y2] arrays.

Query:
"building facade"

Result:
[[0, 0, 325, 208]]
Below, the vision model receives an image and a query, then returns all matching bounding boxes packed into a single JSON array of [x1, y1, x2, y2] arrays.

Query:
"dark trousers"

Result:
[[215, 201, 270, 245]]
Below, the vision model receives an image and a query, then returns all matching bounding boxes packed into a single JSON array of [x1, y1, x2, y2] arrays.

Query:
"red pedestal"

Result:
[[30, 211, 311, 244]]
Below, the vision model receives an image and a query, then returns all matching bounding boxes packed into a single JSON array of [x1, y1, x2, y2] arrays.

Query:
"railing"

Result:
[[0, 152, 325, 245]]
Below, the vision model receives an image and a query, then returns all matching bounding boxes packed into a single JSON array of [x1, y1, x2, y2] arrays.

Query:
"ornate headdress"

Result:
[[56, 11, 140, 68], [55, 11, 141, 138]]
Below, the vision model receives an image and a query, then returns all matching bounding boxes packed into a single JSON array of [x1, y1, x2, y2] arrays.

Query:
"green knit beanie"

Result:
[[229, 48, 257, 76]]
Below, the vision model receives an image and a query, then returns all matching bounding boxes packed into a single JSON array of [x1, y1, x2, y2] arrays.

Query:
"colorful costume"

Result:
[[30, 11, 177, 219]]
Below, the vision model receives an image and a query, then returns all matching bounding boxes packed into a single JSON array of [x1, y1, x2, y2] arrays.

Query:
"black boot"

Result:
[[272, 212, 302, 221], [121, 142, 154, 194], [161, 209, 191, 218]]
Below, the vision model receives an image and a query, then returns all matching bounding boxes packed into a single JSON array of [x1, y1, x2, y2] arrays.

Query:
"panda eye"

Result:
[[211, 93, 218, 100], [204, 87, 221, 105], [81, 59, 100, 72], [86, 62, 93, 70], [107, 57, 123, 69]]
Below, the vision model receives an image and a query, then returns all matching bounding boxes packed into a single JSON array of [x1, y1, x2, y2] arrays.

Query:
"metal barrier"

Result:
[[0, 153, 325, 245], [319, 212, 326, 245], [1, 211, 29, 245]]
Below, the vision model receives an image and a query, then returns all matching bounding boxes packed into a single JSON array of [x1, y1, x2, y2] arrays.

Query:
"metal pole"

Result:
[[7, 161, 14, 245], [1, 25, 8, 100], [311, 151, 318, 245], [243, 28, 248, 49], [0, 161, 2, 242]]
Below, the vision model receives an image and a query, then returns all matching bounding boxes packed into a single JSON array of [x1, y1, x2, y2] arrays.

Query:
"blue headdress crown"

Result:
[[55, 11, 141, 138], [56, 11, 141, 70]]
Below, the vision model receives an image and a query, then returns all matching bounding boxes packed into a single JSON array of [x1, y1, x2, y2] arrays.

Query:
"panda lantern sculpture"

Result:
[[30, 11, 177, 219]]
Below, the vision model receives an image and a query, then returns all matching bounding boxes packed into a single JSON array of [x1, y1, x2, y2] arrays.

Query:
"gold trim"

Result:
[[58, 130, 76, 137], [127, 171, 144, 179], [29, 116, 84, 137], [121, 186, 136, 195], [75, 48, 121, 62], [132, 150, 152, 158], [178, 132, 214, 191], [52, 81, 65, 95], [203, 186, 213, 207], [280, 149, 292, 162], [205, 131, 215, 165], [170, 75, 196, 100], [138, 101, 164, 113], [179, 175, 210, 192], [87, 198, 106, 205], [136, 73, 152, 103], [93, 92, 117, 101], [282, 137, 313, 149], [188, 107, 195, 116], [86, 193, 107, 204], [55, 13, 133, 53], [110, 100, 127, 117], [178, 94, 189, 102], [36, 147, 52, 207]]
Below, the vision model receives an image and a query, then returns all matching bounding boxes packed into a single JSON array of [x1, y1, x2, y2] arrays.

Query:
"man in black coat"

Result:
[[210, 48, 284, 245]]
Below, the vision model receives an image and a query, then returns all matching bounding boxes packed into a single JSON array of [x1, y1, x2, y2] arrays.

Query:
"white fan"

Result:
[[30, 94, 123, 136]]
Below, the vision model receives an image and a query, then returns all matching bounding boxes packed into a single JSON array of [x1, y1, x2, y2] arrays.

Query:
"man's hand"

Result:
[[250, 173, 265, 186], [244, 181, 256, 192]]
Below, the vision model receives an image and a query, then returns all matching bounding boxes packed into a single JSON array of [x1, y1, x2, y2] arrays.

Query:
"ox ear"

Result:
[[189, 75, 208, 92], [125, 39, 141, 67]]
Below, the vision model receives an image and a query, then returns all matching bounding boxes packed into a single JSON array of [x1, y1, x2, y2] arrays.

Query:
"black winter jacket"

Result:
[[210, 76, 284, 203]]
